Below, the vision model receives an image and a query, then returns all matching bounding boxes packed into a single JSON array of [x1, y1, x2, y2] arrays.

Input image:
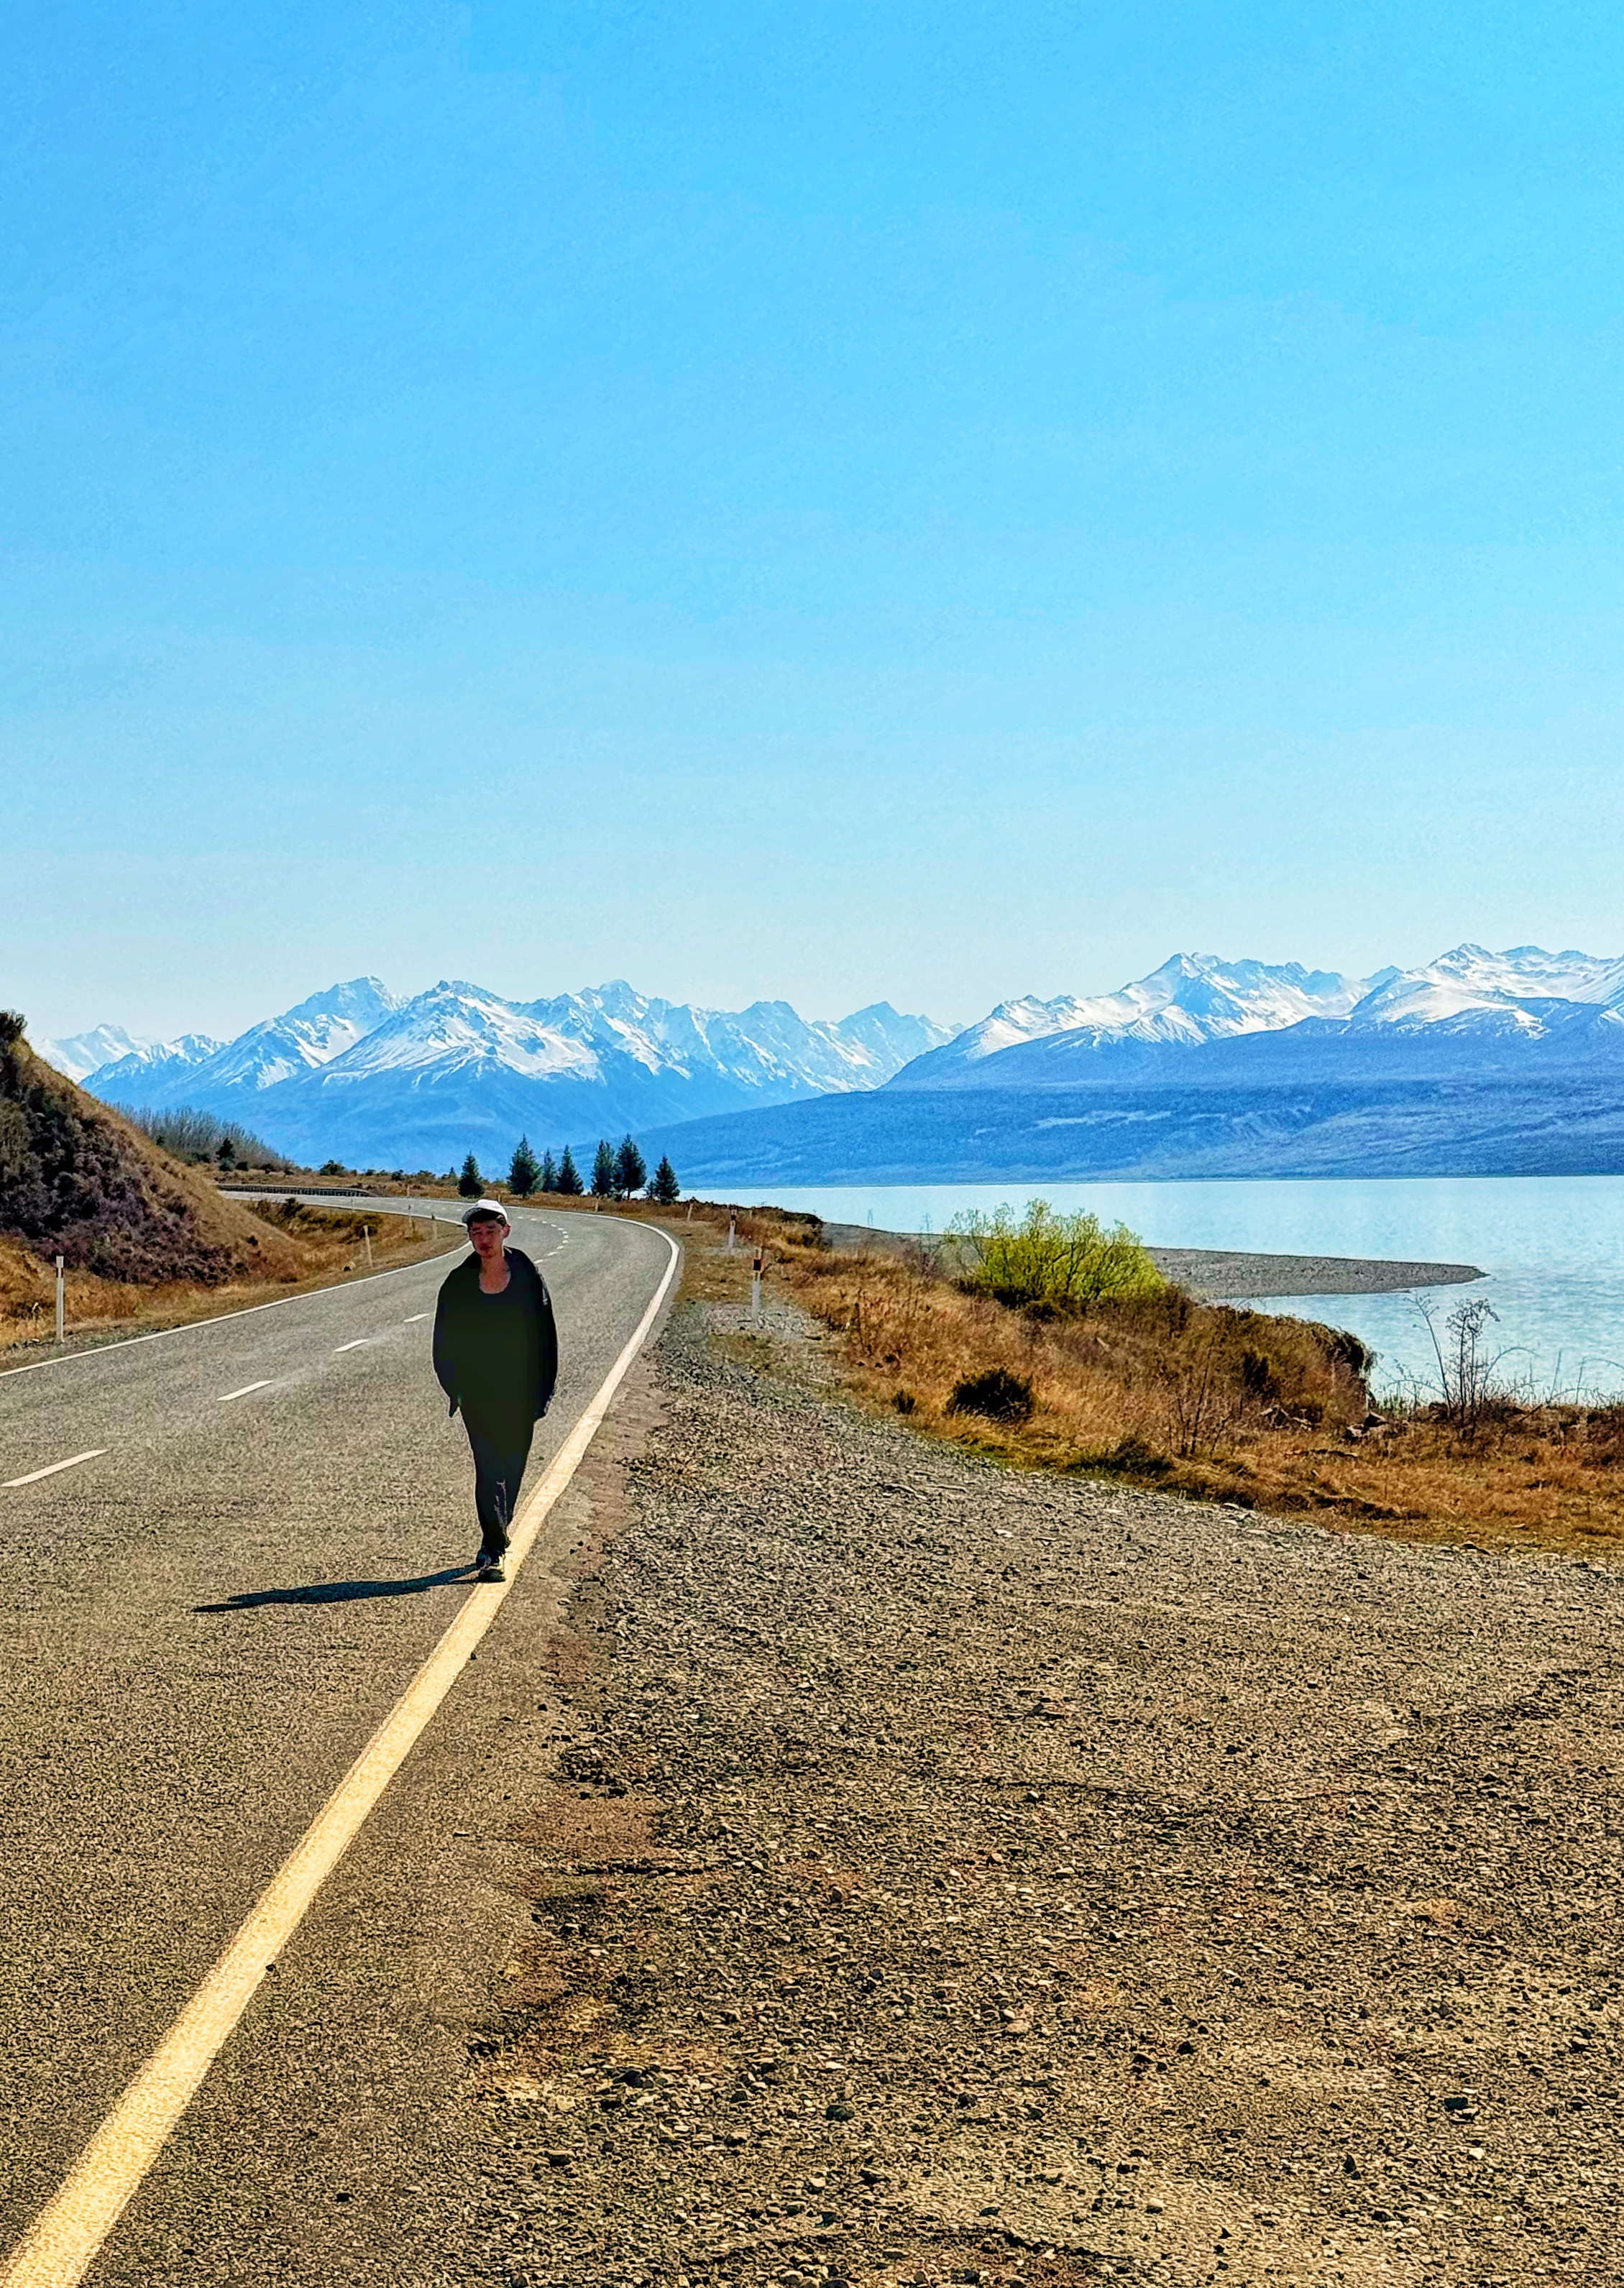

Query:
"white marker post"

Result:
[[751, 1246, 763, 1322], [364, 1226, 374, 1270], [728, 1215, 736, 1254], [55, 1256, 65, 1346]]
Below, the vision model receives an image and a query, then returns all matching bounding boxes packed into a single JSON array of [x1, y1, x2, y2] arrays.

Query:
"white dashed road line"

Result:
[[216, 1382, 273, 1405], [404, 1313, 429, 1323], [332, 1341, 369, 1354], [3, 1451, 107, 1489]]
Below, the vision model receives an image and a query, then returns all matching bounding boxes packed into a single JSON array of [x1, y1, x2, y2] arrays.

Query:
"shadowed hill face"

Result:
[[0, 1014, 301, 1285]]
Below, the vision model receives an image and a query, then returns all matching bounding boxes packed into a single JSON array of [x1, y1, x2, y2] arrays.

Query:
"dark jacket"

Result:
[[432, 1246, 559, 1425]]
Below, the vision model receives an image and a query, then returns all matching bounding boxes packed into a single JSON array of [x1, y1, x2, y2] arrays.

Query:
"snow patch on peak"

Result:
[[35, 1023, 149, 1082]]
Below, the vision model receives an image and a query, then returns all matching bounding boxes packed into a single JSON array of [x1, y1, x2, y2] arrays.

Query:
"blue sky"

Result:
[[9, 0, 1624, 1039]]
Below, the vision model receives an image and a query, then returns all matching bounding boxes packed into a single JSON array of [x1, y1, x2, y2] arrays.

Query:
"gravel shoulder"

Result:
[[458, 1286, 1623, 2288]]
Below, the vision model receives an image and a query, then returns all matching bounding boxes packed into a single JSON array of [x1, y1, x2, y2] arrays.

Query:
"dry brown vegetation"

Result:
[[0, 1199, 459, 1361], [627, 1198, 1624, 1563], [1, 1014, 468, 1359]]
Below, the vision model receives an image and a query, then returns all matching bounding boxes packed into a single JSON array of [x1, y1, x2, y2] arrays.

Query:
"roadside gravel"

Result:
[[467, 1290, 1624, 2288]]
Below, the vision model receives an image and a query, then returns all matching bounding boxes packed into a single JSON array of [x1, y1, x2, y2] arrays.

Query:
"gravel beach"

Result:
[[818, 1226, 1484, 1302], [461, 1285, 1623, 2288], [1141, 1251, 1484, 1302]]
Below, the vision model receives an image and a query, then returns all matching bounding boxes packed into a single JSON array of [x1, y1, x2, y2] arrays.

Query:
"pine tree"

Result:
[[614, 1134, 647, 1199], [556, 1144, 584, 1195], [458, 1152, 482, 1198], [509, 1134, 541, 1196], [591, 1138, 615, 1198], [649, 1154, 679, 1204], [539, 1149, 559, 1193]]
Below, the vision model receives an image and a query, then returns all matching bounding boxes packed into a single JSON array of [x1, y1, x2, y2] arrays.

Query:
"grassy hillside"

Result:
[[1, 1013, 305, 1283], [1, 1011, 460, 1356]]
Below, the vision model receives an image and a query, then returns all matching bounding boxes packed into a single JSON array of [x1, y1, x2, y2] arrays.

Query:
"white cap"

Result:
[[460, 1198, 510, 1227]]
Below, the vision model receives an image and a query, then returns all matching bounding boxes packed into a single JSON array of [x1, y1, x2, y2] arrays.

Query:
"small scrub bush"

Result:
[[126, 1104, 290, 1170], [950, 1199, 1162, 1315], [1090, 1433, 1174, 1480], [1240, 1348, 1279, 1404], [947, 1367, 1035, 1425]]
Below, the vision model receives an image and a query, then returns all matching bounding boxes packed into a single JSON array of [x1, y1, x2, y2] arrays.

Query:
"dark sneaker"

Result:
[[480, 1555, 506, 1583]]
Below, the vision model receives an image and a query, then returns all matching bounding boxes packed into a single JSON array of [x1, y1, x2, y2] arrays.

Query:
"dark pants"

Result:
[[463, 1412, 535, 1558]]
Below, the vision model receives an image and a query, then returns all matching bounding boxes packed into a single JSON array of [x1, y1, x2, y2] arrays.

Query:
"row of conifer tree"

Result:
[[457, 1134, 679, 1204]]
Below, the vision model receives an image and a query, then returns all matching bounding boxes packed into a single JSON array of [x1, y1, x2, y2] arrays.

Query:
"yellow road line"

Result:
[[1, 1225, 679, 2288]]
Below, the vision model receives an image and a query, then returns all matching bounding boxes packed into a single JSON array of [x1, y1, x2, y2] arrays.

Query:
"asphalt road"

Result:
[[0, 1204, 676, 2282]]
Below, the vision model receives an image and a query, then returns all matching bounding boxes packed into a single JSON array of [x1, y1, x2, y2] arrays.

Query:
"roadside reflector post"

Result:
[[728, 1214, 736, 1254], [364, 1225, 374, 1270], [55, 1254, 65, 1345], [752, 1247, 763, 1321]]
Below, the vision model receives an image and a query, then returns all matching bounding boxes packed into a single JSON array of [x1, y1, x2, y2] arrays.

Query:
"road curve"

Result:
[[0, 1205, 675, 2279]]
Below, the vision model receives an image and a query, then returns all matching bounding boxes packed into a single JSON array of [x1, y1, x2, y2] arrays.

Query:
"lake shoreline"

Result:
[[819, 1221, 1483, 1300], [1147, 1244, 1485, 1300]]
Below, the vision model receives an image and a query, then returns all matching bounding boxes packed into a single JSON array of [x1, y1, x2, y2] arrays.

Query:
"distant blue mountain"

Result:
[[646, 1060, 1624, 1189], [645, 948, 1624, 1185]]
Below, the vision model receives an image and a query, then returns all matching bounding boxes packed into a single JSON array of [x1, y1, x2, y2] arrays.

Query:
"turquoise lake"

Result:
[[699, 1175, 1624, 1401]]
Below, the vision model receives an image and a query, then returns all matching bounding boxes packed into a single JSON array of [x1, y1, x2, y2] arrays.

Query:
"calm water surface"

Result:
[[697, 1175, 1624, 1399]]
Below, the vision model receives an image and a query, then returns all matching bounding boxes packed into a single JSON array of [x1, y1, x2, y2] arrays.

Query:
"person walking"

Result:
[[432, 1198, 559, 1582]]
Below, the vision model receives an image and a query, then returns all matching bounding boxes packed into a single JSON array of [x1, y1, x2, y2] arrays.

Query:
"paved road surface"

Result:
[[0, 1205, 674, 2282]]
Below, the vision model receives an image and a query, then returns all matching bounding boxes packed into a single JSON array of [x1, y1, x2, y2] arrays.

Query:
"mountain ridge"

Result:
[[47, 942, 1624, 1179], [54, 976, 954, 1168]]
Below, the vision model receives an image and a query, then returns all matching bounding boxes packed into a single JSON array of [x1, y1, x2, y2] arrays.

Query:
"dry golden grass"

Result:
[[632, 1200, 1624, 1564], [0, 1201, 459, 1363]]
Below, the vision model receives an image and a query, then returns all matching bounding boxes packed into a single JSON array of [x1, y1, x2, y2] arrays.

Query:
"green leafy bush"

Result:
[[950, 1199, 1162, 1315]]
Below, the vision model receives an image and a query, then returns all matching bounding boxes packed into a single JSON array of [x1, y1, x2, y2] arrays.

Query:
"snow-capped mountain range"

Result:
[[39, 942, 1624, 1178], [37, 1022, 224, 1084], [894, 954, 1393, 1085], [42, 978, 955, 1168], [888, 944, 1624, 1093], [638, 942, 1624, 1187]]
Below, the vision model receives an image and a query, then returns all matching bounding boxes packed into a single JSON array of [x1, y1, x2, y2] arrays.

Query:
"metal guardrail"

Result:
[[217, 1184, 390, 1198]]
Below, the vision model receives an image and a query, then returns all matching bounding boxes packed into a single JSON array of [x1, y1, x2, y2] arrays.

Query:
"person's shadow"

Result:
[[195, 1564, 474, 1613]]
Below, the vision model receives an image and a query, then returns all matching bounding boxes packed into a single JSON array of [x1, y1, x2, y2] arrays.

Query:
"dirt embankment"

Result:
[[456, 1239, 1622, 2288], [0, 1015, 459, 1356]]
